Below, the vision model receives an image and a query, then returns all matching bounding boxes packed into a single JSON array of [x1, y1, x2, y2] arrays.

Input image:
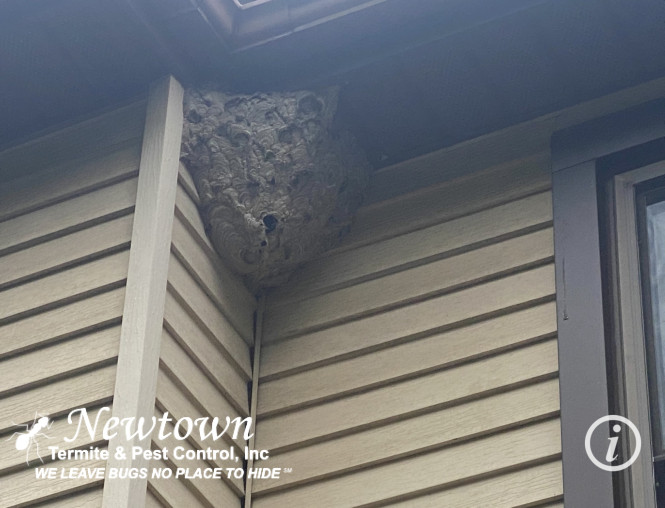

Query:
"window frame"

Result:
[[551, 98, 665, 507], [607, 161, 665, 508]]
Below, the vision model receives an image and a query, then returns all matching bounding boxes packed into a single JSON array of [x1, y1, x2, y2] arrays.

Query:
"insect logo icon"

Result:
[[7, 412, 53, 465]]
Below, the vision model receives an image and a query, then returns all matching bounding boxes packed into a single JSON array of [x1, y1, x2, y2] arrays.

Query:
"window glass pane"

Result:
[[646, 198, 665, 454], [657, 459, 665, 507]]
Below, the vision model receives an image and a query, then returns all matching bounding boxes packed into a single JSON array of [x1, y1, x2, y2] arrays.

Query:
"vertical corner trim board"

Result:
[[244, 293, 266, 508], [103, 76, 185, 508]]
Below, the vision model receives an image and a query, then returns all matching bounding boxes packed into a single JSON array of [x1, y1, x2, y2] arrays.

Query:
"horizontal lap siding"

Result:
[[150, 171, 256, 508], [39, 487, 106, 507], [253, 156, 563, 507], [0, 455, 107, 508], [0, 101, 145, 507]]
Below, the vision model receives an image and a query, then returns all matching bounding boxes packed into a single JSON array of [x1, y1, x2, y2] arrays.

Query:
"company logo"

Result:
[[585, 415, 641, 471], [8, 407, 290, 482], [7, 412, 53, 464]]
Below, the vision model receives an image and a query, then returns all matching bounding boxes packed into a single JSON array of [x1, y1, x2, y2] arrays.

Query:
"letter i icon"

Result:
[[606, 424, 621, 463]]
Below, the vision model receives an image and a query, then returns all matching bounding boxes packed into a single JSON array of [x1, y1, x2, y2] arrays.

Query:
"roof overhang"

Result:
[[2, 0, 665, 168], [190, 0, 545, 52]]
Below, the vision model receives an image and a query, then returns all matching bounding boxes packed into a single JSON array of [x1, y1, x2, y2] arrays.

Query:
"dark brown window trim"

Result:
[[551, 99, 665, 507]]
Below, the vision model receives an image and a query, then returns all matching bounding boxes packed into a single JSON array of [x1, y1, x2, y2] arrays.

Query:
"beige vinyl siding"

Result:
[[0, 455, 107, 507], [149, 167, 256, 508], [149, 459, 211, 507], [38, 487, 106, 507], [0, 101, 144, 507], [145, 490, 167, 508], [251, 154, 563, 506]]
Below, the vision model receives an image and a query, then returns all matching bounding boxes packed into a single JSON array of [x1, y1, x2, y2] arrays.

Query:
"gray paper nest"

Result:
[[180, 86, 370, 290]]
